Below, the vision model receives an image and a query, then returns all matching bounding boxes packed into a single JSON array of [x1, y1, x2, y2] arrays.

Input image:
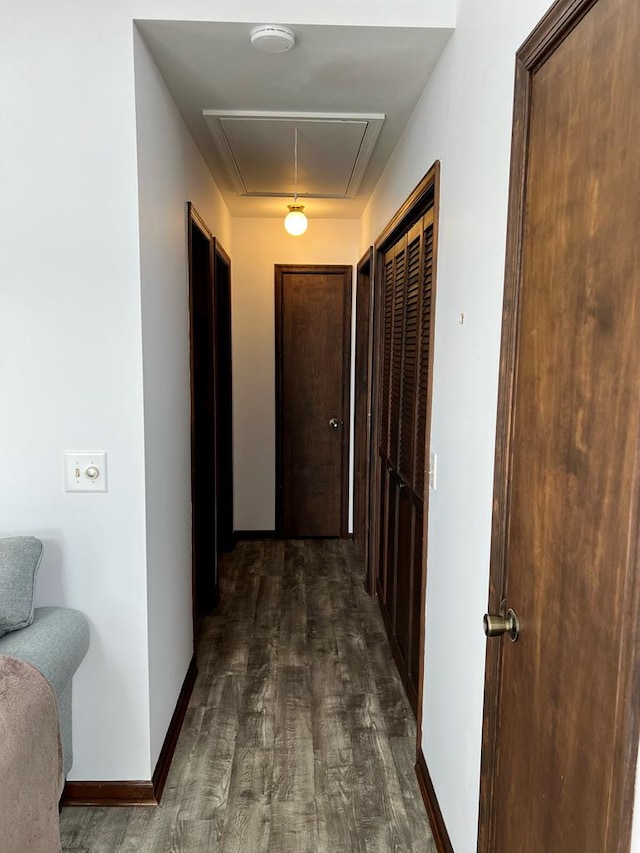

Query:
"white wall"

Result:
[[133, 30, 231, 768], [1, 0, 451, 783], [361, 0, 603, 849], [231, 218, 360, 531], [0, 2, 152, 781]]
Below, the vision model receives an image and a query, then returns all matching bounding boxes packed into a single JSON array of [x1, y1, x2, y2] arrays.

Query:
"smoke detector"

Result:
[[250, 25, 296, 54]]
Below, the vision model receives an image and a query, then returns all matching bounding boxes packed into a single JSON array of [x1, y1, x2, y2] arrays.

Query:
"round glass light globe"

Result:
[[284, 207, 308, 236]]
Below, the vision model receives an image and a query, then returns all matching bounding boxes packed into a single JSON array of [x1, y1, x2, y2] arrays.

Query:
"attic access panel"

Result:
[[202, 111, 385, 199]]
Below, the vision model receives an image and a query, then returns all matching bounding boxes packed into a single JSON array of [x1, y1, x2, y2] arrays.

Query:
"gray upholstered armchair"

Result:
[[0, 536, 90, 852], [0, 537, 90, 775]]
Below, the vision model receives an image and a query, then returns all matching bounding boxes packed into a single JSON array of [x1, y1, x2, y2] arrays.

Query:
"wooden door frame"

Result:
[[212, 238, 234, 554], [274, 264, 352, 539], [187, 203, 219, 635], [477, 1, 640, 849], [355, 247, 375, 580]]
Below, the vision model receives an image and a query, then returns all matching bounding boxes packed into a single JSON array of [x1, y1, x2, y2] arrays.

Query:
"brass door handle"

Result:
[[483, 603, 520, 642]]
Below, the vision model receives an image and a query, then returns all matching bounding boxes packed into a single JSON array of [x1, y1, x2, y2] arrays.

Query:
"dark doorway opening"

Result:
[[187, 204, 218, 622], [213, 241, 234, 555]]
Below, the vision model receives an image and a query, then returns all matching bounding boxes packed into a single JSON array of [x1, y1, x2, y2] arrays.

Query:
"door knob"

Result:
[[483, 603, 520, 642], [329, 418, 341, 429]]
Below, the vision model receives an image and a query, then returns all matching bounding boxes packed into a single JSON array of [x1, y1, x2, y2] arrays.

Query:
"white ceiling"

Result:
[[135, 21, 453, 219]]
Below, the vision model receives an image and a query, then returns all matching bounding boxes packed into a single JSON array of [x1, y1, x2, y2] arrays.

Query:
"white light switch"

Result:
[[64, 452, 108, 492]]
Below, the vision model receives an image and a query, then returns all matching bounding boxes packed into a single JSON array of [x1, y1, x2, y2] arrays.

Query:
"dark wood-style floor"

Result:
[[60, 539, 436, 852]]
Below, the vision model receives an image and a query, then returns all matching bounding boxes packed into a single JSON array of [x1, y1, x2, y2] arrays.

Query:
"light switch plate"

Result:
[[64, 452, 108, 492]]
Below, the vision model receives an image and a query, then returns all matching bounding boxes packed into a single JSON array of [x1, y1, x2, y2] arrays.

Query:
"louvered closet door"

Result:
[[377, 232, 406, 631], [408, 212, 434, 699], [375, 251, 393, 613], [394, 220, 422, 681], [376, 210, 435, 714]]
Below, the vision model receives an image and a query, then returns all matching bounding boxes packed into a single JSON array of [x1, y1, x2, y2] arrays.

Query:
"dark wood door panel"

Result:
[[372, 184, 438, 719], [384, 473, 398, 629], [377, 461, 390, 604], [480, 1, 640, 849], [389, 244, 406, 468], [398, 222, 423, 485], [282, 273, 343, 535], [188, 205, 219, 621], [409, 507, 424, 695], [213, 242, 234, 555], [414, 221, 434, 497], [276, 265, 352, 538], [394, 486, 413, 667]]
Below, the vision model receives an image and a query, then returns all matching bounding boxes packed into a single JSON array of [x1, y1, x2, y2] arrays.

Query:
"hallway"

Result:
[[59, 539, 435, 852]]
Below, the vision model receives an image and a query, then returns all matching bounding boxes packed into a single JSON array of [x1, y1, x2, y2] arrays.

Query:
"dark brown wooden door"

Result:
[[187, 205, 219, 618], [376, 208, 436, 713], [480, 1, 640, 850], [213, 240, 234, 555], [276, 265, 351, 537]]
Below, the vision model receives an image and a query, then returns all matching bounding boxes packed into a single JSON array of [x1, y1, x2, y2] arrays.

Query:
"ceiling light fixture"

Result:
[[250, 25, 295, 54], [284, 127, 308, 237]]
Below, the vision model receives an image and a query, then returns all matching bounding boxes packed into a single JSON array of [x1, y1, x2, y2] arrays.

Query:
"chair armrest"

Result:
[[0, 607, 90, 697]]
